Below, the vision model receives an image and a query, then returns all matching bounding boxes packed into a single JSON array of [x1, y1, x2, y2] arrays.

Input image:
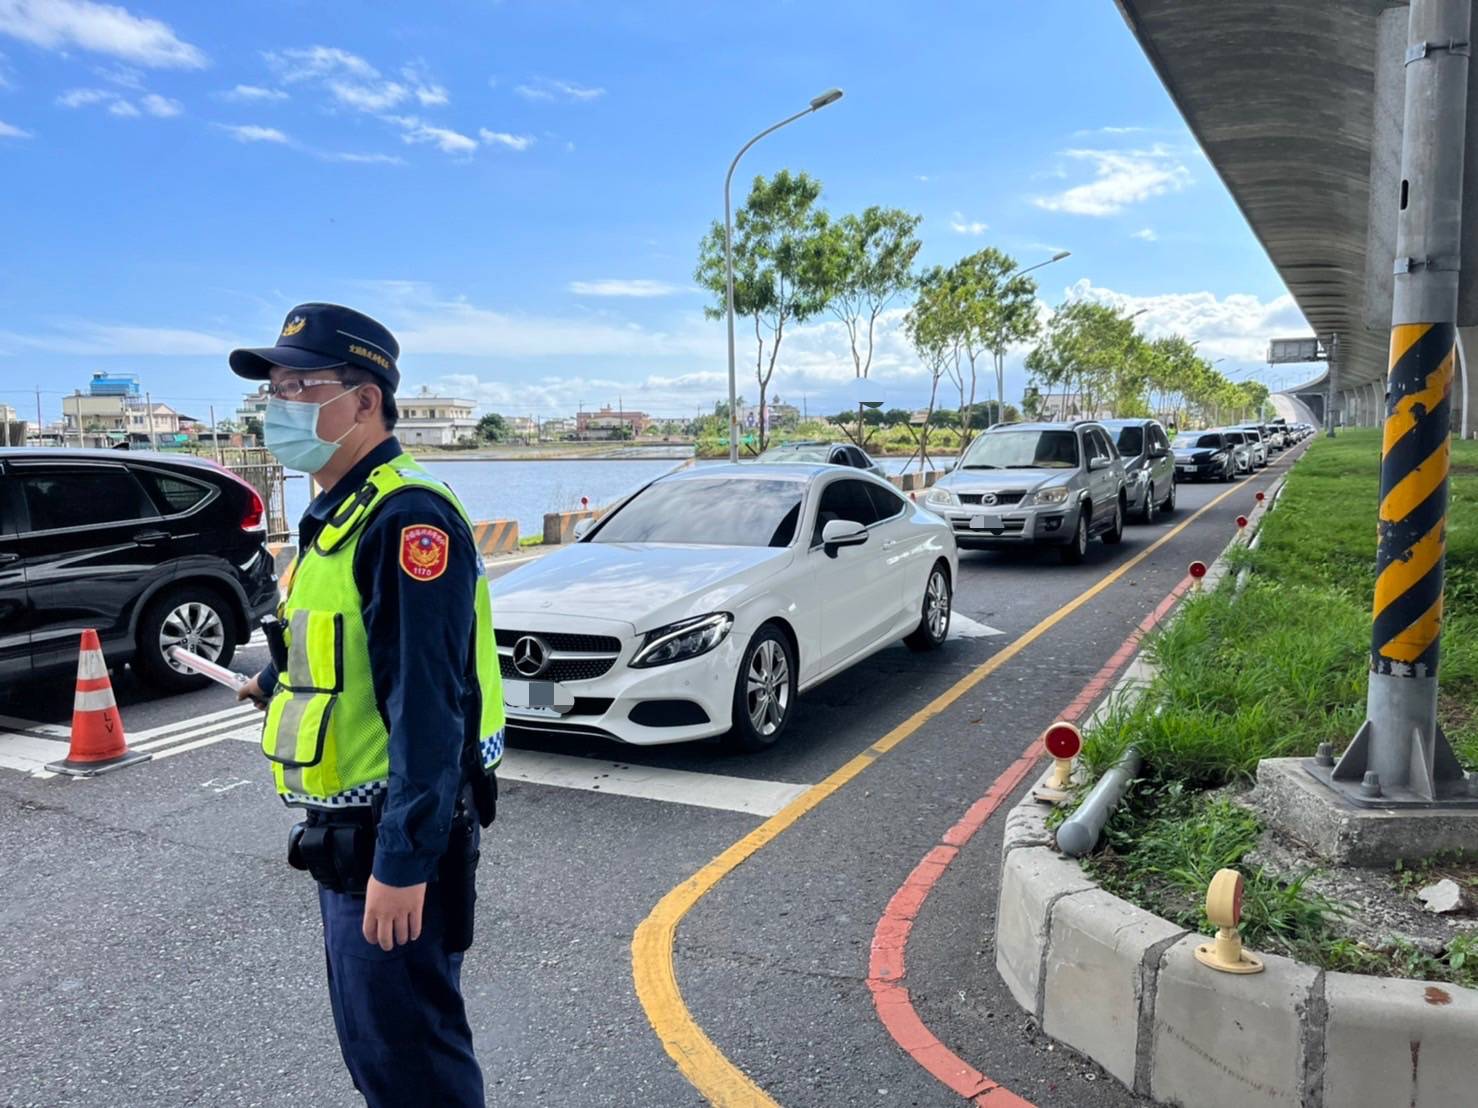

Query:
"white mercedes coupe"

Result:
[[489, 464, 958, 751]]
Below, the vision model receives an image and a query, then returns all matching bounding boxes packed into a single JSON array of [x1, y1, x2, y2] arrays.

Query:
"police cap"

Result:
[[229, 303, 400, 392]]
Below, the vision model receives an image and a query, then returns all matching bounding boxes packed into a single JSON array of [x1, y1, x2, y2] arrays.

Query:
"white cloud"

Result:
[[949, 211, 988, 236], [57, 86, 112, 107], [322, 150, 404, 165], [1063, 277, 1306, 363], [568, 279, 679, 298], [0, 0, 206, 68], [915, 174, 929, 182], [402, 64, 448, 106], [224, 84, 287, 102], [393, 117, 476, 155], [1033, 144, 1192, 216], [264, 45, 376, 83], [0, 118, 30, 138], [514, 77, 605, 103], [328, 78, 406, 112], [0, 321, 244, 356], [1074, 125, 1150, 137], [478, 128, 533, 151], [106, 97, 138, 116], [95, 62, 142, 88], [1132, 227, 1158, 242], [218, 123, 288, 144], [140, 92, 179, 117]]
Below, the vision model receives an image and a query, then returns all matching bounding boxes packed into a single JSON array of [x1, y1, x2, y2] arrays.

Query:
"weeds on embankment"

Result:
[[1076, 430, 1478, 986]]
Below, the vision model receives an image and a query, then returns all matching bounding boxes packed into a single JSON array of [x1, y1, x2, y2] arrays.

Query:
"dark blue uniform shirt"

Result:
[[259, 437, 479, 887]]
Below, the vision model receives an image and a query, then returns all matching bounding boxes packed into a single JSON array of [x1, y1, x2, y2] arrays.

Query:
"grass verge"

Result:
[[1075, 430, 1478, 986]]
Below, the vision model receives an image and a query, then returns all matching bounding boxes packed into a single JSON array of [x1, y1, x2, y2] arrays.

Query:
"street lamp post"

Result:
[[993, 251, 1071, 423], [724, 88, 844, 463]]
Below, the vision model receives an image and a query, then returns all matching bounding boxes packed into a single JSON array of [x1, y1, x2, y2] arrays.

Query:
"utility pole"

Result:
[[1327, 0, 1471, 804], [209, 404, 221, 463], [1325, 332, 1339, 437], [145, 391, 159, 451], [35, 387, 42, 447]]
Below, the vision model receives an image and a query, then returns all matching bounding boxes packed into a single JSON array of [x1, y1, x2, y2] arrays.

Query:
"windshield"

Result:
[[1175, 434, 1222, 450], [1223, 431, 1246, 444], [960, 429, 1079, 470], [760, 445, 831, 465], [591, 477, 803, 547], [1113, 426, 1144, 457]]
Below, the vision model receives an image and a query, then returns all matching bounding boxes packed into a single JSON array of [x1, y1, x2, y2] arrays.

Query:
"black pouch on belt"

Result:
[[290, 811, 375, 894], [439, 802, 479, 953]]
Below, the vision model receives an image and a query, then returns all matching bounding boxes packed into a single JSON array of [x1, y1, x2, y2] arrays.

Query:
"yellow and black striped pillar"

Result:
[[1371, 322, 1455, 678]]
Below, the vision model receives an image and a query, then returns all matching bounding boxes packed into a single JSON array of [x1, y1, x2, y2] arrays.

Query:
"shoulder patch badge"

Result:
[[400, 525, 450, 582]]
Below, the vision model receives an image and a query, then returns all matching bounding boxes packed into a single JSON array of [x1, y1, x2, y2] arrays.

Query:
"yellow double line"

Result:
[[631, 476, 1254, 1106]]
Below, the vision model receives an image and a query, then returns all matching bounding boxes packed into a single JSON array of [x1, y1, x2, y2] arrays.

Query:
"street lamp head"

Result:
[[1050, 251, 1071, 262], [810, 88, 844, 111]]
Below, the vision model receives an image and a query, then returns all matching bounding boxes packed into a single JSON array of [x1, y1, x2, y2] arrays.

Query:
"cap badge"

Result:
[[281, 316, 307, 338]]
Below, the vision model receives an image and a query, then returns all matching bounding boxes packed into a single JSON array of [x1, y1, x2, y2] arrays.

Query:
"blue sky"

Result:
[[0, 0, 1309, 427]]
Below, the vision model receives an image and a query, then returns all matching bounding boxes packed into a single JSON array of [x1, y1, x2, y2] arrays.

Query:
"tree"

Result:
[[476, 412, 509, 443], [815, 206, 922, 380], [1025, 300, 1142, 420], [904, 265, 963, 470], [696, 170, 832, 451]]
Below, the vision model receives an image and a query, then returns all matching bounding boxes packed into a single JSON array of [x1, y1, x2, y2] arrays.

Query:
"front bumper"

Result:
[[931, 499, 1081, 547], [1174, 459, 1222, 480], [497, 619, 743, 746]]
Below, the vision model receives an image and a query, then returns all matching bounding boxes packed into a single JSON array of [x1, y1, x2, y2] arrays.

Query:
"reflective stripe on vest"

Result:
[[260, 453, 506, 805]]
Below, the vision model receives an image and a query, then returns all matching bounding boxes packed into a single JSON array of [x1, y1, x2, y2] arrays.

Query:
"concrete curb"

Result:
[[993, 458, 1478, 1107]]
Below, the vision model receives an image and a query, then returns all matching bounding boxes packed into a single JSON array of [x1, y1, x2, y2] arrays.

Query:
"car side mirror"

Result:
[[821, 518, 868, 554], [573, 518, 596, 540], [1088, 456, 1109, 471], [1151, 447, 1168, 459]]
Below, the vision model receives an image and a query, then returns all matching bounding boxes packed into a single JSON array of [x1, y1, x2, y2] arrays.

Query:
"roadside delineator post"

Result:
[[1236, 514, 1249, 530], [580, 496, 589, 510], [1031, 721, 1081, 805], [1194, 868, 1264, 975], [45, 629, 151, 777], [1188, 560, 1208, 593], [1255, 491, 1266, 503]]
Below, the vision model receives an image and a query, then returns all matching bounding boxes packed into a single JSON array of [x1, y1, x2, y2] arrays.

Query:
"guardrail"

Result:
[[472, 519, 519, 556], [887, 470, 941, 493]]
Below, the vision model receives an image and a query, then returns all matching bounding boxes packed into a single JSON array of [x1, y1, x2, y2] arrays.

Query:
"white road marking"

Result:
[[201, 777, 253, 794], [498, 749, 811, 816], [0, 733, 69, 774], [949, 613, 1005, 639]]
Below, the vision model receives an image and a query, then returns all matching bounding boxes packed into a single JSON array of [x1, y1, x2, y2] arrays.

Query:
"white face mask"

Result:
[[262, 386, 361, 473]]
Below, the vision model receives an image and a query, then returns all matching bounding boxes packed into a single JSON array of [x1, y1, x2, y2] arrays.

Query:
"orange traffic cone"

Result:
[[45, 629, 150, 776]]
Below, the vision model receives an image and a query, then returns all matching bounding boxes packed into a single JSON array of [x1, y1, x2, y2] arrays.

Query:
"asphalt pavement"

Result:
[[0, 451, 1302, 1108]]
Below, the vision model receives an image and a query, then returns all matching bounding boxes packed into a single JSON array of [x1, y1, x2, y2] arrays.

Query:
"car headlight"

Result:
[[924, 487, 959, 507], [630, 613, 734, 668], [1032, 485, 1070, 506], [1211, 452, 1227, 462]]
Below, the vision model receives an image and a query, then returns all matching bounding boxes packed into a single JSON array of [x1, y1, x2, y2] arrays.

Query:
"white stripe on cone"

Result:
[[74, 688, 118, 712], [77, 647, 107, 681]]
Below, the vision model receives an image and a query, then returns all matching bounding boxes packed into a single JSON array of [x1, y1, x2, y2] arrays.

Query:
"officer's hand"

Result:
[[237, 675, 268, 712], [362, 877, 426, 951]]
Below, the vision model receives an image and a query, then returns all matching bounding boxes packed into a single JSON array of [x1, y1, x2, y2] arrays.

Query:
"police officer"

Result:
[[231, 303, 503, 1107]]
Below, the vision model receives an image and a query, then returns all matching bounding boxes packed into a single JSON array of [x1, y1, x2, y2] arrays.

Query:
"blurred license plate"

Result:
[[969, 513, 1004, 531], [504, 679, 574, 714]]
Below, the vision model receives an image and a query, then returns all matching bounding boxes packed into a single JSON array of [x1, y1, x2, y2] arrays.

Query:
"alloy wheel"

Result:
[[925, 569, 951, 641], [746, 639, 791, 737], [159, 601, 226, 673]]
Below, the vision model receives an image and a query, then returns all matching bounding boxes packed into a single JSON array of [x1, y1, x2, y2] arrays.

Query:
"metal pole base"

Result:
[[1309, 718, 1474, 808]]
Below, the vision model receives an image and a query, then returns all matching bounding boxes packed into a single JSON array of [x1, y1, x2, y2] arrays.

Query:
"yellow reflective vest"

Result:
[[261, 454, 504, 805]]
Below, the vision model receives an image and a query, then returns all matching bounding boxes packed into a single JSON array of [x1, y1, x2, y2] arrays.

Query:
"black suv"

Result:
[[0, 449, 278, 692]]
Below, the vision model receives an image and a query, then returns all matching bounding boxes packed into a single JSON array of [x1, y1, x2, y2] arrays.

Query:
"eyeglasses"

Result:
[[265, 378, 351, 401]]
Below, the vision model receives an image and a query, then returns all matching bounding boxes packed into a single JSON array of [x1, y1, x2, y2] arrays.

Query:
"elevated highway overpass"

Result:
[[1115, 0, 1475, 434]]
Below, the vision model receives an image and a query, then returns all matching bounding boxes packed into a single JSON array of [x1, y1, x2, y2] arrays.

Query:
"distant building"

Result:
[[540, 417, 577, 440], [397, 394, 478, 446], [235, 385, 270, 427], [88, 372, 141, 398], [739, 397, 800, 431], [1036, 392, 1113, 422], [0, 405, 24, 447], [505, 416, 538, 441], [63, 391, 181, 446], [577, 406, 650, 439]]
